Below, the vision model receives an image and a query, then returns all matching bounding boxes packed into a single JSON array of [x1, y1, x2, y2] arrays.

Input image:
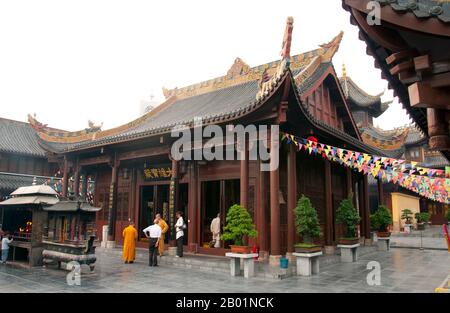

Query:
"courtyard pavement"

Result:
[[390, 225, 449, 250], [0, 247, 448, 293]]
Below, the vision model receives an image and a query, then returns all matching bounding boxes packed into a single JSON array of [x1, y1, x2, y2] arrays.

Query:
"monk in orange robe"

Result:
[[122, 222, 138, 264], [156, 214, 169, 256]]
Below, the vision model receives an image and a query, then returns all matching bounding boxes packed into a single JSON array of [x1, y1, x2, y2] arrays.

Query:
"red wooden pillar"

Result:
[[107, 155, 119, 241], [346, 168, 353, 198], [61, 157, 69, 198], [188, 161, 198, 252], [270, 135, 281, 257], [287, 144, 296, 253], [324, 160, 333, 246], [169, 159, 179, 247], [257, 161, 268, 254], [362, 176, 371, 239], [73, 160, 80, 199], [240, 137, 249, 209]]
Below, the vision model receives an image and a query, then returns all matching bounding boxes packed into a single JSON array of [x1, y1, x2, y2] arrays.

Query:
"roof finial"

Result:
[[342, 63, 347, 78], [280, 16, 294, 59]]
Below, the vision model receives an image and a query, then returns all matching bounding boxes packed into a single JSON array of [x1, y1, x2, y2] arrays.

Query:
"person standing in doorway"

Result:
[[155, 213, 169, 256], [1, 233, 13, 264], [143, 219, 161, 267], [122, 221, 138, 264], [174, 211, 185, 258], [210, 213, 221, 248]]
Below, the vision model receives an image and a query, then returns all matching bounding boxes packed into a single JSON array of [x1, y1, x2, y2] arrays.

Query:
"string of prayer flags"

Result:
[[281, 132, 450, 204]]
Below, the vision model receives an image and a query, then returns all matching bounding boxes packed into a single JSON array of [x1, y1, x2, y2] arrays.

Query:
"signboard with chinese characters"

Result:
[[143, 165, 172, 181]]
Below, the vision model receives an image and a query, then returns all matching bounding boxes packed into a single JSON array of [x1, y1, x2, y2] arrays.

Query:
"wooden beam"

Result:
[[427, 72, 450, 88], [79, 155, 111, 166], [414, 55, 431, 72], [409, 82, 450, 110], [118, 145, 170, 161], [390, 60, 414, 76], [386, 50, 417, 65]]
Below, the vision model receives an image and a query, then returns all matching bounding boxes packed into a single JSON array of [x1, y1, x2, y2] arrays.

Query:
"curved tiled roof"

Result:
[[29, 31, 347, 153], [0, 118, 46, 157], [374, 0, 450, 23], [405, 127, 426, 145], [340, 77, 389, 117], [422, 153, 450, 168]]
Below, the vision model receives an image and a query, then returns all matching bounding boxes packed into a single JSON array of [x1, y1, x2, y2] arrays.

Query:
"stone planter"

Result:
[[292, 252, 322, 276], [377, 237, 391, 251], [417, 223, 425, 231], [337, 244, 360, 263]]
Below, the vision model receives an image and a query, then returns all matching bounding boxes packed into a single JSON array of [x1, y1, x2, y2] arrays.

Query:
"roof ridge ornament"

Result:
[[280, 16, 294, 60]]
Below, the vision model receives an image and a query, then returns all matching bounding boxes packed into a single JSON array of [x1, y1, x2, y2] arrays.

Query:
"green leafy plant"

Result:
[[446, 210, 450, 223], [335, 193, 361, 238], [401, 209, 414, 224], [221, 204, 257, 246], [415, 212, 430, 224], [294, 195, 321, 244], [370, 205, 392, 232]]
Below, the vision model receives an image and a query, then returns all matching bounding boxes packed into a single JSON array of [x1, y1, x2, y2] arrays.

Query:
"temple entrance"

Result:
[[139, 183, 189, 243], [200, 179, 239, 248], [139, 184, 169, 239]]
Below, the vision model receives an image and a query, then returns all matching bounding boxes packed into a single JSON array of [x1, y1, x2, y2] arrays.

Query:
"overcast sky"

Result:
[[0, 0, 412, 131]]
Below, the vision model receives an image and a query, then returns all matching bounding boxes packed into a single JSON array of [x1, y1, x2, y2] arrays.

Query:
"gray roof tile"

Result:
[[0, 118, 46, 157]]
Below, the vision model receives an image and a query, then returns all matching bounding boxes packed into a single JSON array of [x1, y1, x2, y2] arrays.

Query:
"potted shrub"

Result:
[[222, 204, 257, 254], [335, 193, 361, 245], [401, 209, 414, 232], [415, 212, 430, 231], [370, 205, 392, 237], [294, 195, 322, 253]]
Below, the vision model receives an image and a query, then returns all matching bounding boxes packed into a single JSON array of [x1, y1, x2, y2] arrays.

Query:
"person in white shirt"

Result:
[[143, 219, 162, 267], [174, 211, 185, 257], [1, 233, 13, 264]]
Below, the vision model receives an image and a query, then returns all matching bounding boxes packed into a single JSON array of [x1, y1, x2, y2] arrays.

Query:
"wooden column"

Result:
[[257, 161, 268, 254], [61, 157, 69, 198], [427, 108, 450, 150], [107, 155, 119, 241], [362, 176, 371, 239], [346, 168, 353, 198], [169, 159, 179, 247], [240, 136, 249, 209], [287, 144, 296, 253], [188, 161, 198, 252], [269, 136, 280, 256], [81, 172, 88, 201], [324, 160, 333, 246], [72, 160, 80, 199], [377, 178, 384, 206]]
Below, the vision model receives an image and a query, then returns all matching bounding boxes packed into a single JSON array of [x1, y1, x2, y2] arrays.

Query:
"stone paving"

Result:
[[0, 247, 448, 293], [390, 225, 449, 250]]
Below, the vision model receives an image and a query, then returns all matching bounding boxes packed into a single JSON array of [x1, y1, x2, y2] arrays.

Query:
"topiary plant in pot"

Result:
[[415, 212, 430, 230], [335, 193, 361, 245], [370, 205, 392, 238], [294, 195, 322, 253], [401, 209, 414, 232], [222, 204, 257, 254]]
